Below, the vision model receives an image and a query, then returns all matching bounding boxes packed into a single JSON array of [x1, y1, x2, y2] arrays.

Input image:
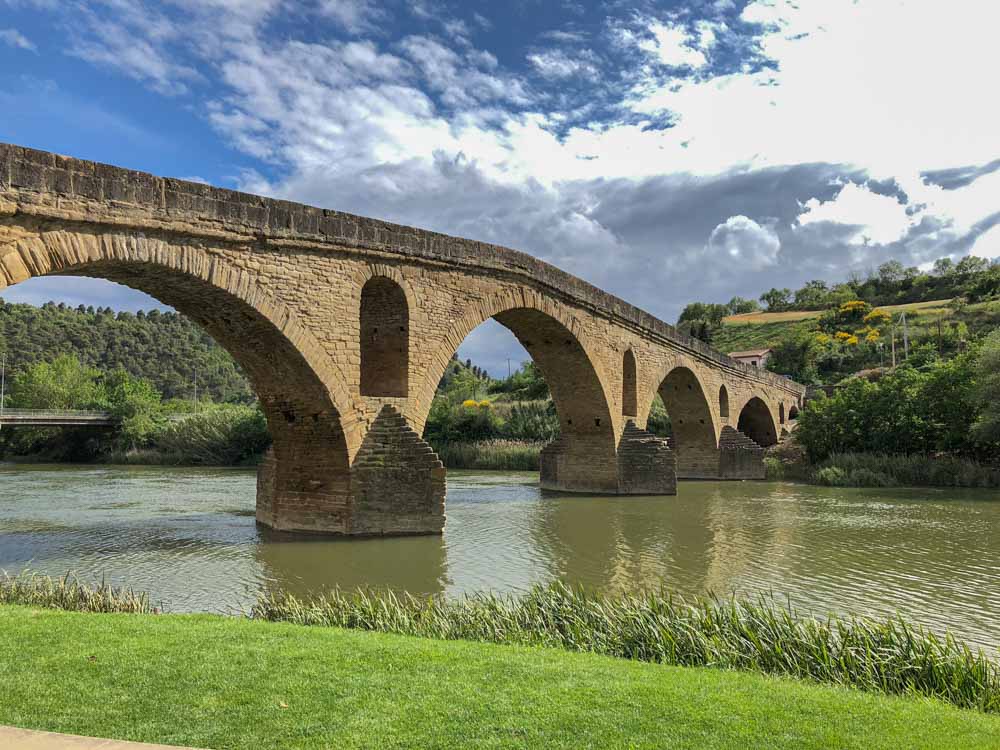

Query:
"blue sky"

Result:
[[1, 0, 998, 376]]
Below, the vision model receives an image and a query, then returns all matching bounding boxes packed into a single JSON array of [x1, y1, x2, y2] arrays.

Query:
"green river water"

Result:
[[1, 464, 998, 651]]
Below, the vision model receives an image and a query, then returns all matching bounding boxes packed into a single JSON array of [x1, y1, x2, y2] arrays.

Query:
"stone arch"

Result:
[[719, 384, 730, 419], [2, 228, 359, 532], [737, 396, 778, 447], [657, 366, 719, 478], [622, 349, 638, 417], [788, 403, 800, 420], [779, 402, 785, 424], [417, 288, 619, 492], [359, 275, 409, 397]]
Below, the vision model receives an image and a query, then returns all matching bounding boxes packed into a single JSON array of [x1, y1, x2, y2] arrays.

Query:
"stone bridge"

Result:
[[0, 144, 806, 536]]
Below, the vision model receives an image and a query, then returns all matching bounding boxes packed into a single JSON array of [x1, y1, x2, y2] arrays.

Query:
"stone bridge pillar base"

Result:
[[255, 447, 353, 533], [255, 406, 446, 536], [616, 422, 677, 495], [348, 405, 446, 536], [539, 436, 620, 494], [718, 426, 766, 479]]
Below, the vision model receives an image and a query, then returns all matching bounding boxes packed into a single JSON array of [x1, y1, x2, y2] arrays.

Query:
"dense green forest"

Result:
[[0, 301, 252, 402]]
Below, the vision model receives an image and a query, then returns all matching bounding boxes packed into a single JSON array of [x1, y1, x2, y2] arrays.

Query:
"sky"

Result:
[[1, 0, 998, 377]]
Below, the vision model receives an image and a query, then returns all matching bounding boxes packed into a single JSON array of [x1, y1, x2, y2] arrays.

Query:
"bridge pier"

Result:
[[256, 406, 446, 536]]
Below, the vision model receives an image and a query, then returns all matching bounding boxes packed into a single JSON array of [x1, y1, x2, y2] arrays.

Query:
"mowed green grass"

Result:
[[2, 606, 1000, 749]]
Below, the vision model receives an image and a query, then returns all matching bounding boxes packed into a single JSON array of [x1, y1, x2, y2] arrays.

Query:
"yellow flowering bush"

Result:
[[478, 400, 491, 408], [462, 399, 479, 408], [835, 331, 853, 341], [863, 309, 891, 325]]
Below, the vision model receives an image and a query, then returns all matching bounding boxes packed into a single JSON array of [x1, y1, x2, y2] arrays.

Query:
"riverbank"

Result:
[[766, 444, 1000, 488], [2, 604, 999, 749]]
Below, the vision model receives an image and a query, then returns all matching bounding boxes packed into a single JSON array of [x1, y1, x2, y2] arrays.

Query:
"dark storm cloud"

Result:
[[922, 158, 1000, 191]]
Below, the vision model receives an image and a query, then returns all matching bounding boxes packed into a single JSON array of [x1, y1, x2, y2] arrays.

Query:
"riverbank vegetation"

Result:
[[4, 572, 998, 717], [4, 604, 998, 749], [776, 331, 1000, 487]]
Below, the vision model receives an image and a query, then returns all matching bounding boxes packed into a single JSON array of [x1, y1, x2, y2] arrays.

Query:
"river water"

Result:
[[1, 464, 998, 651]]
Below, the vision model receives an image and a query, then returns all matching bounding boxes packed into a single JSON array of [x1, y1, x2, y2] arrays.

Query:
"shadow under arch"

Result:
[[738, 396, 778, 447], [656, 366, 719, 479], [3, 228, 358, 532], [417, 295, 619, 493]]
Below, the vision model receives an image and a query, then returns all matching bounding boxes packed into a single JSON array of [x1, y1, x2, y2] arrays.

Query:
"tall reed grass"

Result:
[[811, 452, 1000, 488], [432, 440, 544, 470], [0, 572, 157, 613], [253, 582, 1000, 713]]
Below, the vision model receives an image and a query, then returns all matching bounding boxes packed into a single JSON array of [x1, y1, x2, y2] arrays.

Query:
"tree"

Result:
[[759, 288, 792, 311], [877, 260, 905, 285], [9, 354, 105, 410], [103, 368, 163, 450], [932, 257, 955, 276], [793, 280, 830, 309], [955, 254, 990, 275], [726, 296, 760, 315], [972, 330, 1000, 445], [767, 331, 820, 383]]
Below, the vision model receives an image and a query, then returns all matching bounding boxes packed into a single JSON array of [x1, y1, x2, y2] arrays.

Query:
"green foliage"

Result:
[[972, 330, 1000, 444], [254, 581, 1000, 715], [796, 351, 990, 461], [8, 354, 105, 409], [103, 368, 163, 450], [434, 440, 545, 470], [0, 300, 252, 402], [766, 331, 820, 382], [760, 287, 793, 311], [0, 572, 155, 613], [646, 395, 672, 437], [809, 453, 999, 488], [145, 405, 271, 466], [488, 361, 550, 400]]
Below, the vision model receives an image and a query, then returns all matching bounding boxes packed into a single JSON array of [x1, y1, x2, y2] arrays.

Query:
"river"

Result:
[[1, 464, 998, 652]]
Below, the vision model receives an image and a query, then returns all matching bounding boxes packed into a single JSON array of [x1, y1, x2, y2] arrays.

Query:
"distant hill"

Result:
[[0, 301, 253, 403]]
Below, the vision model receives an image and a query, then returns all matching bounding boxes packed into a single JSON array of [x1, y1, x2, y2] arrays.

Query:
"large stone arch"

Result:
[[414, 288, 620, 492], [1, 226, 362, 532], [737, 396, 779, 447], [654, 365, 720, 479]]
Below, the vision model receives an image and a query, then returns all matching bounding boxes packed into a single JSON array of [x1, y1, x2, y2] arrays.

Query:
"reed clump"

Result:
[[432, 440, 544, 470], [253, 582, 1000, 714], [0, 572, 157, 613]]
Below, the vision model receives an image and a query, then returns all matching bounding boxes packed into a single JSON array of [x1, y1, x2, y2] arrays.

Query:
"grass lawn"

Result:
[[2, 606, 999, 749]]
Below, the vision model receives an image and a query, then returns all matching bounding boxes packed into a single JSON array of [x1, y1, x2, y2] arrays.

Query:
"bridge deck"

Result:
[[0, 409, 115, 427]]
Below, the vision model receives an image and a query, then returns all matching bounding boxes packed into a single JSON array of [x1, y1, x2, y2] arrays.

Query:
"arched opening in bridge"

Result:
[[719, 385, 730, 419], [0, 240, 353, 534], [654, 367, 717, 478], [779, 403, 785, 424], [788, 404, 799, 420], [737, 397, 778, 447], [423, 309, 617, 493], [360, 276, 409, 397], [622, 349, 637, 418]]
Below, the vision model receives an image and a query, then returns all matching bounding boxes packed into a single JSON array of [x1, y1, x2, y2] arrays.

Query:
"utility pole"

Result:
[[507, 358, 512, 379], [900, 312, 910, 359], [891, 326, 897, 368]]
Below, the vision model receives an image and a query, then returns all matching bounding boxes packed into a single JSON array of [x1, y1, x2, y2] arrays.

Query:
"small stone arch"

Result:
[[622, 349, 638, 417], [719, 384, 730, 419], [655, 365, 718, 478], [359, 275, 409, 397], [417, 288, 619, 492], [737, 396, 778, 447], [789, 404, 800, 420], [779, 402, 785, 424]]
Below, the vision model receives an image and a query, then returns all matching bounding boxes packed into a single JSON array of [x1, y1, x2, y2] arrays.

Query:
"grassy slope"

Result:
[[714, 299, 1000, 354], [2, 606, 999, 750]]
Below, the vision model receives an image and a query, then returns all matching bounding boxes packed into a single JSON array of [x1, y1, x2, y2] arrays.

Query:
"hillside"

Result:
[[711, 299, 1000, 383], [0, 301, 253, 403]]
